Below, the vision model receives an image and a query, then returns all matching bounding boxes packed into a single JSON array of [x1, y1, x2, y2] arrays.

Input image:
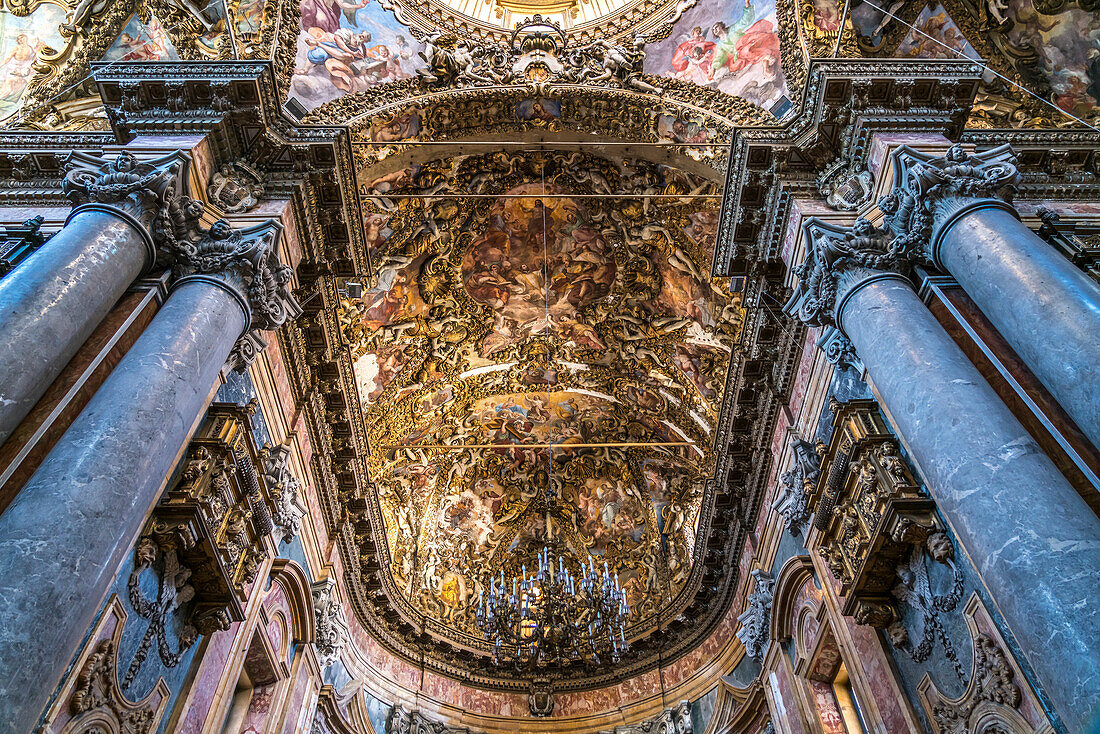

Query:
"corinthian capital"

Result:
[[881, 143, 1020, 267], [170, 219, 302, 333], [63, 151, 195, 233], [784, 217, 909, 329]]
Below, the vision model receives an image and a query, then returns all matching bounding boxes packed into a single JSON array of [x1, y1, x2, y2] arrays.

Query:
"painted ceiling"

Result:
[[1, 0, 1097, 696], [338, 150, 740, 657], [2, 0, 1098, 129]]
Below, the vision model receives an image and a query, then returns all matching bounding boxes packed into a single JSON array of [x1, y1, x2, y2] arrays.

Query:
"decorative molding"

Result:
[[261, 442, 306, 544], [0, 215, 48, 276], [784, 216, 909, 332], [138, 403, 280, 640], [312, 577, 350, 668], [161, 218, 302, 333], [715, 60, 984, 275], [207, 160, 266, 214], [771, 437, 824, 534], [40, 596, 171, 734], [602, 700, 692, 734], [122, 540, 201, 689], [736, 569, 774, 664], [387, 706, 484, 734], [807, 399, 941, 629], [917, 595, 1056, 734], [1036, 207, 1100, 285]]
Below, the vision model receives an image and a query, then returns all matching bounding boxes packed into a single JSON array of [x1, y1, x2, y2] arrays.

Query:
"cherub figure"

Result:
[[585, 36, 663, 95]]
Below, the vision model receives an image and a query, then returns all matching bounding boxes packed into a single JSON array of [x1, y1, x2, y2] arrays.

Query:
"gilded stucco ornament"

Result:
[[413, 19, 662, 94]]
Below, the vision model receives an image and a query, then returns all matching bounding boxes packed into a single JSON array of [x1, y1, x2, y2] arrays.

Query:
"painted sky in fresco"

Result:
[[0, 4, 66, 121], [290, 0, 425, 110], [102, 13, 180, 61], [644, 0, 789, 112]]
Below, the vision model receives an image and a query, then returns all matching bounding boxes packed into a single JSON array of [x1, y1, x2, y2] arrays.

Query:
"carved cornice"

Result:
[[783, 216, 909, 331], [140, 402, 281, 634], [715, 59, 984, 276], [806, 399, 941, 628]]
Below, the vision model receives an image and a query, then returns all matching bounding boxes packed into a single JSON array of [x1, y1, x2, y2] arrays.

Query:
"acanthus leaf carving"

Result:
[[771, 436, 823, 534], [63, 150, 196, 238], [261, 442, 306, 544], [882, 143, 1020, 269], [312, 577, 350, 667], [930, 633, 1021, 734], [68, 639, 159, 734], [736, 569, 774, 664], [162, 218, 302, 332]]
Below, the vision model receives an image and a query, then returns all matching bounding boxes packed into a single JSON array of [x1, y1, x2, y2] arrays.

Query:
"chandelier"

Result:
[[476, 546, 630, 668]]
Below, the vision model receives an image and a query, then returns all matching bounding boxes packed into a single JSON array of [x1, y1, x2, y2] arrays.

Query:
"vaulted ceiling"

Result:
[[339, 149, 741, 671]]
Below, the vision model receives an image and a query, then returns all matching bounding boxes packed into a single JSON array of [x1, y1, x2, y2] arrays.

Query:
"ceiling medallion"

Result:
[[477, 545, 630, 669]]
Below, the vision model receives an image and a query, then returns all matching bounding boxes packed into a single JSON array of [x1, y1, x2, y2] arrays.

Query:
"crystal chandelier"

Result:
[[476, 546, 630, 668]]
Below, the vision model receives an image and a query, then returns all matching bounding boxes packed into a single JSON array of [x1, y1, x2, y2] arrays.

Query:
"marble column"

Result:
[[883, 143, 1100, 449], [787, 217, 1100, 732], [0, 219, 299, 733], [0, 150, 197, 446]]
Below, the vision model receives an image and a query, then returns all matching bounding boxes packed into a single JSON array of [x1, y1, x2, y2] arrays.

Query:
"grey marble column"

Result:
[[0, 219, 299, 734], [0, 150, 196, 446], [788, 217, 1100, 732], [885, 143, 1100, 449]]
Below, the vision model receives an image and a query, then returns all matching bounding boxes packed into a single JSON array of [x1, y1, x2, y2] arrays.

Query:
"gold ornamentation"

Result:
[[67, 640, 159, 734], [808, 399, 940, 626], [340, 149, 740, 654]]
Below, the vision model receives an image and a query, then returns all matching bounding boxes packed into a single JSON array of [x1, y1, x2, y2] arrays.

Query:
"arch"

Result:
[[270, 558, 317, 644], [769, 554, 817, 646]]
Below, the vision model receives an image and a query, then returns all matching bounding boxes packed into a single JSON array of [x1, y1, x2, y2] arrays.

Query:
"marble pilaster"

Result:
[[0, 219, 299, 733], [0, 151, 196, 446], [787, 217, 1100, 732], [884, 143, 1100, 449]]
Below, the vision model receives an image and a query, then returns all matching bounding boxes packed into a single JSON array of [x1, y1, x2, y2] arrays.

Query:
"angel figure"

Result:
[[585, 36, 664, 95]]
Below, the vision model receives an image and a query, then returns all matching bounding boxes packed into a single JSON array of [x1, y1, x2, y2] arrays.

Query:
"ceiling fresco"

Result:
[[803, 0, 1100, 126], [336, 150, 742, 654], [645, 0, 792, 114], [287, 0, 797, 118], [0, 0, 1096, 130]]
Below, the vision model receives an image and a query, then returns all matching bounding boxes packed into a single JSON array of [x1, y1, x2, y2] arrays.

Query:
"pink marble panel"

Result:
[[809, 680, 845, 734], [279, 662, 314, 734], [842, 615, 910, 733], [771, 662, 808, 734], [177, 623, 245, 734], [867, 133, 949, 179]]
